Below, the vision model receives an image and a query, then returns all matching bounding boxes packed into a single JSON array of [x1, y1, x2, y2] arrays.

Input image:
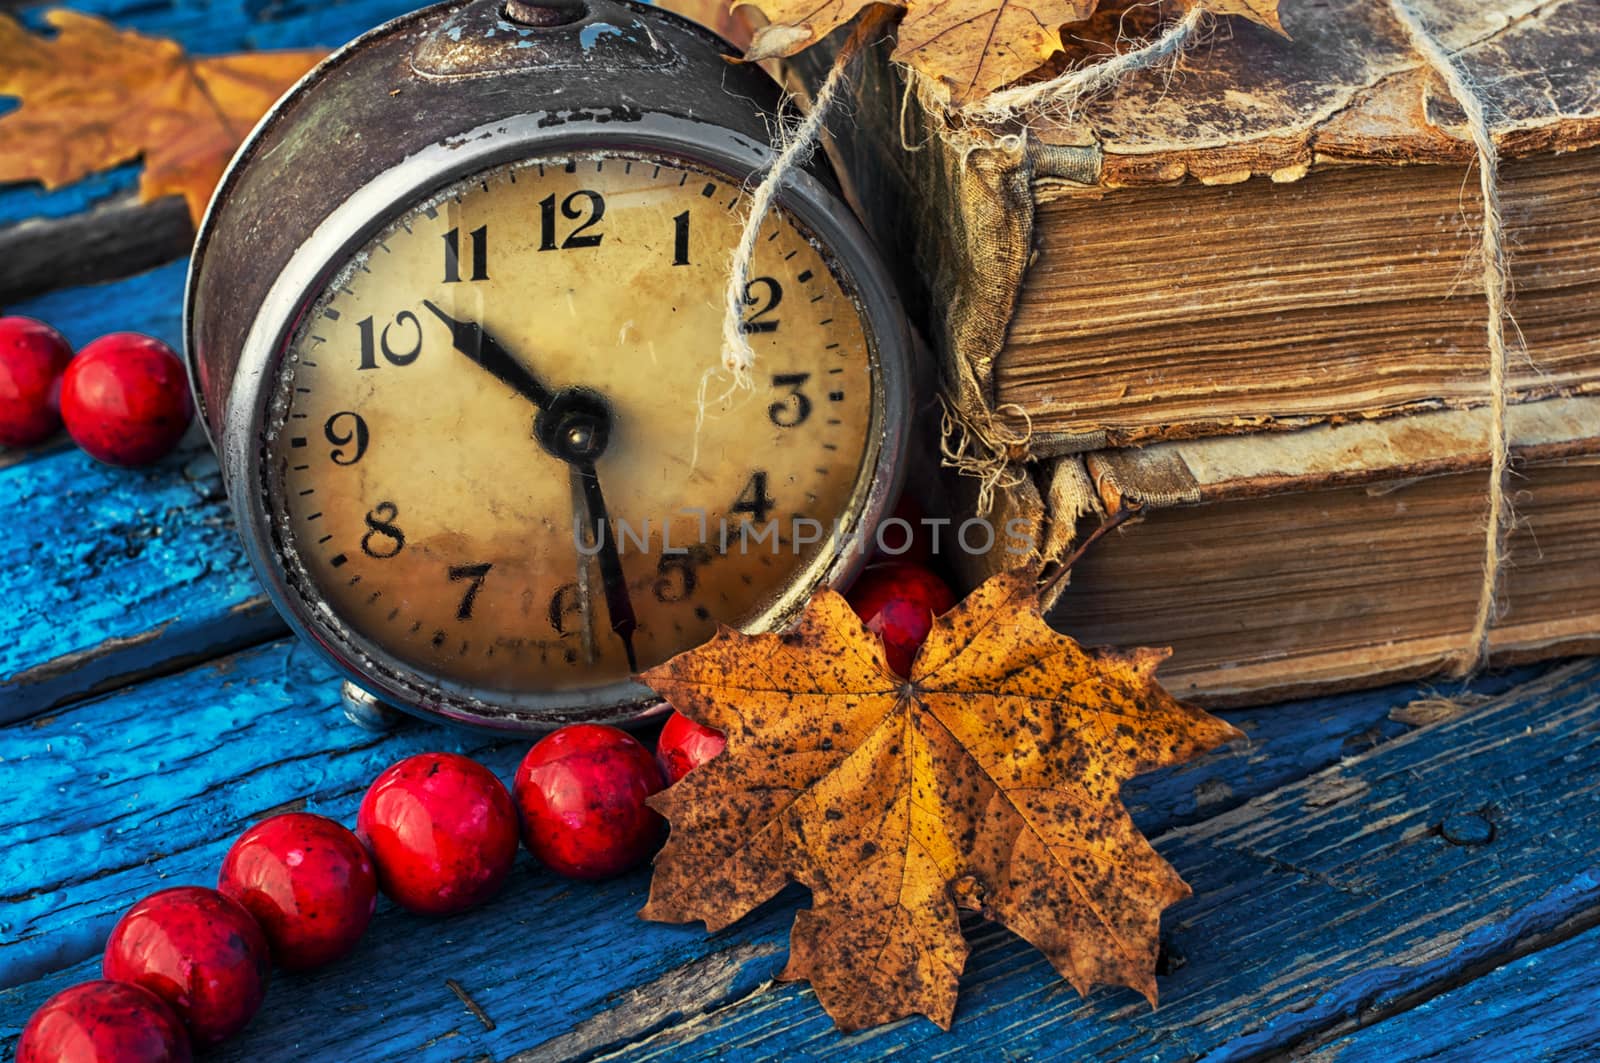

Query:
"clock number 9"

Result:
[[323, 411, 369, 465], [360, 502, 405, 559], [739, 277, 783, 334], [356, 311, 423, 370], [767, 373, 812, 428], [539, 190, 606, 251]]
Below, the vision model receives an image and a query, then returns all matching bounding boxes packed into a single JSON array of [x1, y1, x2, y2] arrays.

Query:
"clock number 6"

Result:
[[768, 373, 812, 428], [323, 411, 369, 465], [449, 562, 493, 620], [360, 502, 405, 559], [356, 311, 423, 370]]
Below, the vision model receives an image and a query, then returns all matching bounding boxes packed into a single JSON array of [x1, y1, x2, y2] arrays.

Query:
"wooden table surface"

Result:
[[4, 1, 1600, 1059]]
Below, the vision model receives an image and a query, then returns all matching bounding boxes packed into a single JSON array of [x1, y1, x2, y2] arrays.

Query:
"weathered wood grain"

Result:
[[0, 193, 192, 303], [1307, 924, 1600, 1061], [0, 262, 290, 720], [0, 641, 512, 988], [582, 660, 1600, 1062], [3, 258, 186, 349], [0, 636, 1546, 1059], [0, 440, 283, 720]]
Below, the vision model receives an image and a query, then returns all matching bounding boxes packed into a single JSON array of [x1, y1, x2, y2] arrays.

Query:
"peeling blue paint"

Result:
[[579, 21, 625, 49]]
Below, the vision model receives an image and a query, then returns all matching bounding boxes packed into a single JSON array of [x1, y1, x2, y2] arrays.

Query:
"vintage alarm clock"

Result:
[[185, 0, 910, 731]]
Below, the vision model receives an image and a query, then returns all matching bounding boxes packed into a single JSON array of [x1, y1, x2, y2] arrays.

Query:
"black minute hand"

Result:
[[421, 300, 554, 409], [573, 462, 639, 673]]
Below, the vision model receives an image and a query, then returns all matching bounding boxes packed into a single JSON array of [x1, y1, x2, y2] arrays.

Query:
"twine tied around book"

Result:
[[958, 4, 1204, 124], [1387, 0, 1515, 677]]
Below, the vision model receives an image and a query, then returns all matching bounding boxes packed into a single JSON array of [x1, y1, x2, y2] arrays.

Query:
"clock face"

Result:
[[265, 152, 879, 699]]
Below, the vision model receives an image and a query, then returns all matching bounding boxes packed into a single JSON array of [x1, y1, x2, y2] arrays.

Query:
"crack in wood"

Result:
[[506, 942, 782, 1062], [446, 978, 496, 1032]]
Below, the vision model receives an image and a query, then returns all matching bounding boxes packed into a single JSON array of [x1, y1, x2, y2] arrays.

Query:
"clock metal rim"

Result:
[[214, 113, 912, 734]]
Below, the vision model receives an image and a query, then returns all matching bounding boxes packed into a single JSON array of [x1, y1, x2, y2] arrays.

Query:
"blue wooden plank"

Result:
[[0, 166, 143, 229], [0, 262, 289, 719], [558, 659, 1600, 1062], [0, 437, 283, 719], [0, 641, 523, 989], [0, 638, 1537, 1059], [1306, 925, 1600, 1061], [3, 258, 187, 350]]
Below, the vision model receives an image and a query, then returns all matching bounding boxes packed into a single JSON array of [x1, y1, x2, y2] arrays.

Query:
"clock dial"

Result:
[[266, 153, 878, 694]]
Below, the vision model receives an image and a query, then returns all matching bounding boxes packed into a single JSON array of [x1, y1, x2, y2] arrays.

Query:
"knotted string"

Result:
[[960, 4, 1204, 123], [1387, 0, 1515, 676]]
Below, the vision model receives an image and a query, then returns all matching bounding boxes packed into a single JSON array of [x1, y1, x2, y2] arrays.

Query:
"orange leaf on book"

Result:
[[740, 0, 1283, 106], [0, 10, 325, 224], [638, 567, 1242, 1030]]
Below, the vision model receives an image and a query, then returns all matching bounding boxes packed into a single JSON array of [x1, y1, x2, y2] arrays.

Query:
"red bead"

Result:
[[217, 813, 377, 971], [357, 753, 518, 915], [16, 980, 191, 1063], [101, 887, 270, 1047], [655, 711, 726, 786], [847, 562, 958, 677], [0, 316, 74, 447], [60, 333, 192, 466], [515, 725, 665, 880]]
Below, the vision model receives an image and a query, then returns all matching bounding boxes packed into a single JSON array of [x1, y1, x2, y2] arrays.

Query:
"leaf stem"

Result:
[[1038, 504, 1141, 600]]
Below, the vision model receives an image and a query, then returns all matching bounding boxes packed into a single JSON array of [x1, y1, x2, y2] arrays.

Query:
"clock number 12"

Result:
[[539, 191, 606, 250]]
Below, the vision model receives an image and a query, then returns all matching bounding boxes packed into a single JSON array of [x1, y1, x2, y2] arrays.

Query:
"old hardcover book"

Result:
[[814, 0, 1600, 460], [1037, 396, 1600, 706]]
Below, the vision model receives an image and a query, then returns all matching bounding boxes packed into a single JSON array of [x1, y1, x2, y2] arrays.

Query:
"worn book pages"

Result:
[[819, 0, 1600, 465], [1046, 397, 1600, 705]]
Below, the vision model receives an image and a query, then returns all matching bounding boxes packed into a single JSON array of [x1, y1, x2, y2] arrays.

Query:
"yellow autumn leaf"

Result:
[[640, 568, 1242, 1030], [0, 10, 325, 224], [741, 0, 1284, 106]]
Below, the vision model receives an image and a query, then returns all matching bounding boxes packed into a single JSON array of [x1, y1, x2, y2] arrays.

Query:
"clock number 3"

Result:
[[360, 502, 406, 559], [767, 373, 812, 428], [449, 562, 493, 620]]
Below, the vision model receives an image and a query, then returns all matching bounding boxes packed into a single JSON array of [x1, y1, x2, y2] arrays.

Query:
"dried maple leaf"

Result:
[[639, 568, 1242, 1030], [742, 0, 1283, 106], [1173, 0, 1285, 36], [659, 0, 760, 51], [0, 11, 325, 224]]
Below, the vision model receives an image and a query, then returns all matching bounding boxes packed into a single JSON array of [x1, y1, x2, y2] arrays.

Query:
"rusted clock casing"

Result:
[[185, 0, 910, 731]]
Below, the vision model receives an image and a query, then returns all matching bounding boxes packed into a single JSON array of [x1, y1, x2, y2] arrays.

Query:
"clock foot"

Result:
[[340, 681, 408, 732]]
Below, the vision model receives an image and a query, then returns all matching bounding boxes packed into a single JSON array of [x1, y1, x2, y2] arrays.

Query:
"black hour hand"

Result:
[[422, 300, 553, 409]]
